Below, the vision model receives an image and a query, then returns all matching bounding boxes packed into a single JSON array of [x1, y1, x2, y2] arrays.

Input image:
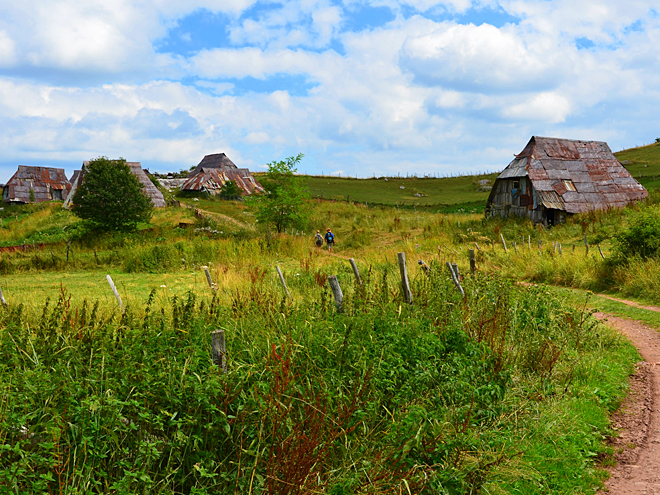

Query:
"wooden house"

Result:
[[485, 137, 648, 225], [3, 166, 72, 204], [181, 153, 264, 196], [63, 160, 166, 209]]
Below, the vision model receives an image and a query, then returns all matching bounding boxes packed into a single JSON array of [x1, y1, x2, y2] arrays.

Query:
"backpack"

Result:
[[326, 232, 334, 243], [315, 234, 323, 246]]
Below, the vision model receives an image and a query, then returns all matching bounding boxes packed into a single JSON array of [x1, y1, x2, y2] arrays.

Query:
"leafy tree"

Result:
[[219, 180, 242, 200], [247, 153, 308, 233], [71, 157, 154, 232], [616, 206, 660, 259]]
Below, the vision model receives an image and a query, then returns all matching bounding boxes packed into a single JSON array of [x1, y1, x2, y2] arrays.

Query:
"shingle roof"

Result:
[[188, 153, 237, 177], [63, 160, 166, 209], [3, 166, 72, 203], [496, 136, 647, 213], [181, 166, 264, 195]]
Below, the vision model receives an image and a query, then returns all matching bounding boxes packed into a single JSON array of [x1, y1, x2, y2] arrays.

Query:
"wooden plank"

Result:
[[328, 275, 344, 313], [397, 252, 413, 304]]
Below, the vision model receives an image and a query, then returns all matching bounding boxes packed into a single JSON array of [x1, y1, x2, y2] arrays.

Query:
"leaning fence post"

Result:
[[328, 275, 343, 313], [348, 258, 362, 285], [397, 252, 413, 305], [558, 243, 562, 255], [211, 329, 227, 373], [106, 275, 124, 312], [469, 249, 476, 275], [276, 266, 292, 299], [446, 262, 465, 298], [598, 244, 605, 260], [500, 234, 508, 253], [584, 234, 589, 255], [203, 266, 217, 292], [0, 285, 7, 307]]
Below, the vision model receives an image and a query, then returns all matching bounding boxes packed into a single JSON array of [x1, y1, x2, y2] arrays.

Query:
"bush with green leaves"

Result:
[[615, 206, 660, 259], [71, 157, 153, 232]]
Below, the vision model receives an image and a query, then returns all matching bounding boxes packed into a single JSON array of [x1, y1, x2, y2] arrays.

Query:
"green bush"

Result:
[[615, 206, 660, 259]]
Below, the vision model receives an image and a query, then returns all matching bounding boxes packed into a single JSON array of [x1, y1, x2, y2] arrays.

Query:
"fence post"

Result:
[[276, 266, 292, 299], [584, 234, 589, 255], [328, 275, 344, 313], [558, 243, 562, 255], [500, 234, 508, 253], [0, 285, 7, 307], [469, 249, 476, 275], [446, 262, 465, 298], [598, 244, 605, 260], [348, 258, 362, 285], [211, 329, 227, 373], [203, 266, 217, 292], [528, 235, 531, 250], [106, 275, 124, 312], [397, 252, 413, 305]]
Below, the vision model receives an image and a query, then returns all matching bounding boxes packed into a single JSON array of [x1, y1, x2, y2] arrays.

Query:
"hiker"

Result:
[[324, 228, 335, 252], [314, 230, 324, 248]]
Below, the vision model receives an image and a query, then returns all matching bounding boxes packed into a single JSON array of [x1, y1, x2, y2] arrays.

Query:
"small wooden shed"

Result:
[[181, 153, 264, 196], [3, 166, 72, 204], [485, 136, 648, 225]]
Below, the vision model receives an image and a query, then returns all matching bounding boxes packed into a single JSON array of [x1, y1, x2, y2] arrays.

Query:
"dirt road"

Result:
[[594, 308, 660, 494]]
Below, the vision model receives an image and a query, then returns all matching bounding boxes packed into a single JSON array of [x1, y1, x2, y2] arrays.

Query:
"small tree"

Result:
[[219, 180, 242, 200], [71, 157, 153, 232], [247, 154, 308, 233]]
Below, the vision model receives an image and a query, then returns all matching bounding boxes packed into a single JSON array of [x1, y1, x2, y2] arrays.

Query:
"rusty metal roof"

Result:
[[497, 136, 647, 213], [182, 166, 264, 195], [3, 165, 72, 204]]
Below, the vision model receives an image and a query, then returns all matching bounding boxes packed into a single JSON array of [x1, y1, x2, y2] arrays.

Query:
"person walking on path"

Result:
[[314, 230, 324, 248], [324, 228, 335, 252]]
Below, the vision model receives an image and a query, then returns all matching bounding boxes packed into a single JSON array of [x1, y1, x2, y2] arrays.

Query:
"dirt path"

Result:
[[594, 311, 660, 494]]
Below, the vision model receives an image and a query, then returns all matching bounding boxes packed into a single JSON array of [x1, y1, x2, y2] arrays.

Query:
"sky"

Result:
[[0, 0, 659, 182]]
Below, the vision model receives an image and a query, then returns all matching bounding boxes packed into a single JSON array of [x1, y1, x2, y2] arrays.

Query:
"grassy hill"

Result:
[[615, 141, 660, 190]]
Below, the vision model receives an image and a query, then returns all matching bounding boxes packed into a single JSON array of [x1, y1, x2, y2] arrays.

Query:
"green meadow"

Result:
[[3, 144, 660, 493]]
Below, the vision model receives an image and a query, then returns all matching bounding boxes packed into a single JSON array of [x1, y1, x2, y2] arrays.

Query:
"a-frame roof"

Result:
[[495, 136, 647, 213]]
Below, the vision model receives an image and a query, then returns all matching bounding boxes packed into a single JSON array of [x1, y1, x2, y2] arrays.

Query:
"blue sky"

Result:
[[0, 0, 659, 182]]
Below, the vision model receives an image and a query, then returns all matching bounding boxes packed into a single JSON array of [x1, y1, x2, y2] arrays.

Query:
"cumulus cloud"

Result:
[[399, 22, 565, 93]]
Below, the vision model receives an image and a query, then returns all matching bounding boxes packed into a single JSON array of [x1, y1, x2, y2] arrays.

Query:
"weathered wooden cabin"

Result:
[[485, 136, 648, 225], [63, 160, 166, 209], [3, 166, 72, 204], [181, 153, 264, 196]]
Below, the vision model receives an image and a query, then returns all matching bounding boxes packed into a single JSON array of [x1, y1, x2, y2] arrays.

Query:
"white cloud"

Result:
[[0, 30, 16, 66]]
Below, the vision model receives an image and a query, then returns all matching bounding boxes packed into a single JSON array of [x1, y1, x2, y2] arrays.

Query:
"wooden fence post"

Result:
[[528, 235, 531, 250], [584, 234, 589, 255], [276, 266, 291, 299], [106, 275, 124, 312], [500, 234, 508, 253], [203, 266, 217, 292], [328, 275, 343, 313], [0, 285, 7, 307], [211, 329, 227, 373], [558, 243, 562, 255], [349, 258, 362, 285], [446, 262, 465, 298], [397, 252, 413, 305], [469, 249, 476, 275], [598, 244, 605, 260]]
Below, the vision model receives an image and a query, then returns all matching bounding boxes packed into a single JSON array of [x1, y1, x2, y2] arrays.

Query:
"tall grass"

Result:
[[0, 265, 638, 494]]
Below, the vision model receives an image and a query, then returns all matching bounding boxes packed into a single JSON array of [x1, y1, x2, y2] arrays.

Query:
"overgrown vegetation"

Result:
[[0, 268, 636, 494], [3, 160, 660, 493]]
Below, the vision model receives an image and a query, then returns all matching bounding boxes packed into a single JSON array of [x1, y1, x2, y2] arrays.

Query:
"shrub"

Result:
[[615, 206, 660, 259]]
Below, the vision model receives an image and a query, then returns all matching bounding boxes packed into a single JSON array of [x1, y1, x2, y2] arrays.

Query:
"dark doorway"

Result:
[[546, 209, 556, 226]]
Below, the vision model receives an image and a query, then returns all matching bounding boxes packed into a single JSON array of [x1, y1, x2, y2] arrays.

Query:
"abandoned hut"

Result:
[[63, 160, 166, 209], [181, 153, 264, 196], [3, 166, 72, 204], [485, 136, 648, 225]]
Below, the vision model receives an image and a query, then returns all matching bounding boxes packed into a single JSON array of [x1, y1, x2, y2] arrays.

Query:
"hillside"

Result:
[[615, 141, 660, 190]]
